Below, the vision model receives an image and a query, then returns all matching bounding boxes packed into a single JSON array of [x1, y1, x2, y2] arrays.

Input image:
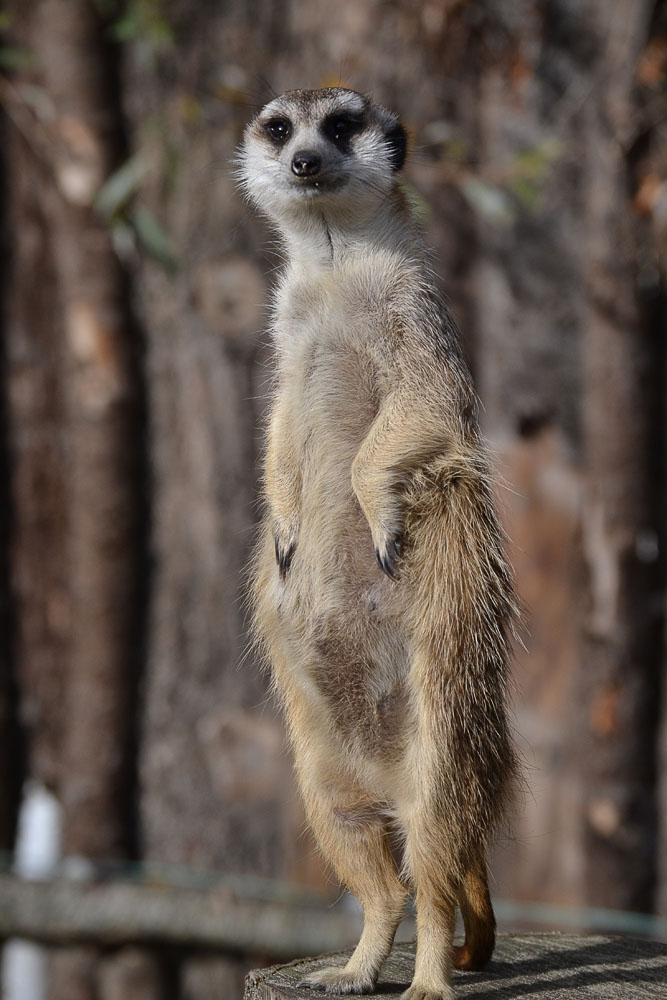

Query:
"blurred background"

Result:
[[0, 0, 666, 998]]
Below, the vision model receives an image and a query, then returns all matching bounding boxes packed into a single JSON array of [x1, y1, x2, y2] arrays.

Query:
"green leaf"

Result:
[[93, 0, 121, 16], [442, 137, 468, 164], [129, 204, 178, 272], [110, 1, 174, 49], [508, 176, 541, 211], [143, 14, 173, 47], [14, 83, 54, 121], [110, 219, 137, 262], [95, 154, 151, 219], [462, 177, 514, 224], [400, 180, 432, 222], [0, 46, 35, 70], [111, 12, 142, 42], [514, 139, 563, 178], [0, 11, 15, 31]]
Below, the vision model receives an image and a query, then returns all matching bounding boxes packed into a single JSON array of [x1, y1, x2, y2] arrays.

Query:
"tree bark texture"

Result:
[[244, 935, 667, 1000], [463, 0, 666, 915], [5, 1, 149, 997], [30, 0, 145, 866], [3, 88, 68, 799], [0, 108, 23, 855], [578, 0, 664, 913], [464, 0, 593, 906]]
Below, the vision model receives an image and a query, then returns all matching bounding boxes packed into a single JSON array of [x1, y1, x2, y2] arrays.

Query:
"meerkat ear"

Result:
[[385, 120, 407, 172]]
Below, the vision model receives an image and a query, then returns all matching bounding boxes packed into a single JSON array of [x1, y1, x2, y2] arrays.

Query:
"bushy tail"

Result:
[[405, 454, 520, 876]]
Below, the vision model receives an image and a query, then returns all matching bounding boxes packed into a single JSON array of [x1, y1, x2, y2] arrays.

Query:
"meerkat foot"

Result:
[[374, 529, 402, 580], [298, 965, 377, 994], [400, 984, 454, 1000]]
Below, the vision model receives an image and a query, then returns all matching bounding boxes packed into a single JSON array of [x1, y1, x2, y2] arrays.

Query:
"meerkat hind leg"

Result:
[[399, 885, 456, 1000], [400, 817, 458, 1000], [297, 784, 409, 994]]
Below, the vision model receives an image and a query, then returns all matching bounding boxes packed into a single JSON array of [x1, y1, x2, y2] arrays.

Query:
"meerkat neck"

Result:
[[279, 188, 417, 272]]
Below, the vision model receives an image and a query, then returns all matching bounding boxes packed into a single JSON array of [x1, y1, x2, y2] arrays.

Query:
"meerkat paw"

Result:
[[374, 528, 403, 580], [273, 525, 297, 578], [297, 965, 377, 994], [400, 984, 454, 1000]]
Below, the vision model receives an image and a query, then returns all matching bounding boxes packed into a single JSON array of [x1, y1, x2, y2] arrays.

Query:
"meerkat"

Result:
[[239, 88, 519, 1000]]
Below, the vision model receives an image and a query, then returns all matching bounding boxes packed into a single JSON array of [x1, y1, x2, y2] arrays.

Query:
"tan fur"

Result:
[[239, 88, 519, 1000]]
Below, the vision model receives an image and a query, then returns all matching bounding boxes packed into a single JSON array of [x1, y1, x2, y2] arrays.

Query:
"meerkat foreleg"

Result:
[[350, 392, 449, 578], [265, 401, 302, 577]]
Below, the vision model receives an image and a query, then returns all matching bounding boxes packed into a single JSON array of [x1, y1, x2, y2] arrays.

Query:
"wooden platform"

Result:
[[244, 933, 667, 999]]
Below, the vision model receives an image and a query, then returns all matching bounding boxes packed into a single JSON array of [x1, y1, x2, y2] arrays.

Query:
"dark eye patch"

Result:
[[262, 117, 292, 144], [385, 121, 407, 172], [322, 113, 365, 150]]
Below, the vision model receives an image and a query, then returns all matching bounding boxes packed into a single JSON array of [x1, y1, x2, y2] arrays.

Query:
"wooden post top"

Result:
[[244, 933, 667, 999]]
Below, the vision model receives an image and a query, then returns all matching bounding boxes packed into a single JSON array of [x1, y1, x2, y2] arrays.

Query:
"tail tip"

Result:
[[452, 928, 495, 971]]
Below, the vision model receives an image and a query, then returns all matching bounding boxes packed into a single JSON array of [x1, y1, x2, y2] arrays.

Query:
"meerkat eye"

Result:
[[323, 114, 364, 147], [263, 117, 292, 143]]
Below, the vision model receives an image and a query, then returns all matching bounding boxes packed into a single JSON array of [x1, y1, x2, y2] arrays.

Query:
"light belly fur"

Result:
[[257, 331, 413, 773]]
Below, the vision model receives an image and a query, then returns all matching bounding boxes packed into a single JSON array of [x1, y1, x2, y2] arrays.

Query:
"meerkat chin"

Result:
[[240, 87, 519, 1000]]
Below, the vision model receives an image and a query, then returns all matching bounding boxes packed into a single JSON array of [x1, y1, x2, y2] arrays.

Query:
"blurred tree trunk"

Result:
[[465, 0, 590, 905], [578, 0, 663, 913], [6, 1, 149, 997], [466, 0, 665, 914], [636, 1, 667, 925], [3, 91, 68, 799], [32, 0, 143, 867], [0, 110, 23, 856]]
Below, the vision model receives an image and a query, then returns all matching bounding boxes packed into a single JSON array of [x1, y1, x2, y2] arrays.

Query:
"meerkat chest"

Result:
[[275, 267, 384, 352], [273, 270, 388, 430]]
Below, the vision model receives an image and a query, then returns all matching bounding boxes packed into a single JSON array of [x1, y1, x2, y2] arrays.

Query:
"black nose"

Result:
[[291, 151, 321, 177]]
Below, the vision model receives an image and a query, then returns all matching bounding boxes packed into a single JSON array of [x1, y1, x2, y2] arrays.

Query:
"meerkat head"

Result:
[[238, 88, 407, 225]]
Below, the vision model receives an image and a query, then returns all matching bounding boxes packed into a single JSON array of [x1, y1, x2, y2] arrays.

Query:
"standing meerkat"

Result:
[[239, 88, 519, 1000]]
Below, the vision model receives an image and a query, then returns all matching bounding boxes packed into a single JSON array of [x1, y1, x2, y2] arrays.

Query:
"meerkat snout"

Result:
[[291, 151, 322, 177]]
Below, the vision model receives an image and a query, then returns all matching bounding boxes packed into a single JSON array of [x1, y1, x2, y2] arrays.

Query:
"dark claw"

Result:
[[275, 537, 295, 579], [375, 531, 402, 580]]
